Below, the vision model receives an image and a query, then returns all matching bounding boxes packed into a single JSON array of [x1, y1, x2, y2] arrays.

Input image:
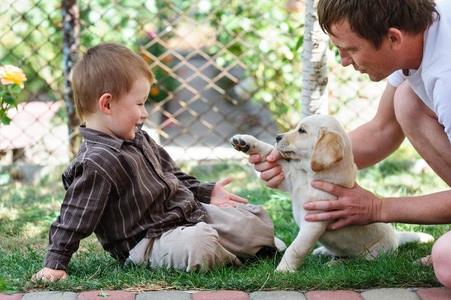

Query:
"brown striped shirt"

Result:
[[44, 125, 214, 270]]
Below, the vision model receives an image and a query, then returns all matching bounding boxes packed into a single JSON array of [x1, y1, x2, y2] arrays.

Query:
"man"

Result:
[[249, 0, 451, 288]]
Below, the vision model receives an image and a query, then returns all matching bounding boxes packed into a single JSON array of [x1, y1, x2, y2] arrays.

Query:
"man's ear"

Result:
[[99, 93, 113, 115], [387, 28, 403, 50]]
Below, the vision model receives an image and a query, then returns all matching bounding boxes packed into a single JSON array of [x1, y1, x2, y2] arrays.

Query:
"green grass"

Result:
[[0, 141, 449, 293]]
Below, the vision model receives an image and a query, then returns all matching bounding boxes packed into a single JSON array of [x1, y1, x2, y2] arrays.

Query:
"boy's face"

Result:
[[107, 76, 150, 140]]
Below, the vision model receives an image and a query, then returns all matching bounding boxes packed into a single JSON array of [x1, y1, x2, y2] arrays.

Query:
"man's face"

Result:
[[329, 19, 397, 82]]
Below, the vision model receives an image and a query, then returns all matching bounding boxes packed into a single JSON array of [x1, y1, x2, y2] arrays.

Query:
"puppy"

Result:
[[231, 114, 434, 272]]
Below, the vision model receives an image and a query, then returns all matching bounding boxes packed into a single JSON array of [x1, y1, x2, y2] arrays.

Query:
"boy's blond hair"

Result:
[[72, 42, 154, 121]]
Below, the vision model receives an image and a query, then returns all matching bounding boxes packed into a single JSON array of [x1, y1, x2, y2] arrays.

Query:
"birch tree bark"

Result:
[[61, 0, 80, 159], [301, 0, 329, 119]]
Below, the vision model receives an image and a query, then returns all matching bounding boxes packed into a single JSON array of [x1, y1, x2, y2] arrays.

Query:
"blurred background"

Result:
[[0, 0, 385, 183]]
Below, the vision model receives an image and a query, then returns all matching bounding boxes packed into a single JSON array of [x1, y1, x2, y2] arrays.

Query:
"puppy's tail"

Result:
[[396, 231, 434, 246]]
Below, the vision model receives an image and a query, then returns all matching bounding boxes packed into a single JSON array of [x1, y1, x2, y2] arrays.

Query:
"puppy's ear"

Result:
[[311, 128, 345, 172]]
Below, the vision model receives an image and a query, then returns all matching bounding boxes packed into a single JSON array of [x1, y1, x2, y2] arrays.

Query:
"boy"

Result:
[[32, 42, 284, 282]]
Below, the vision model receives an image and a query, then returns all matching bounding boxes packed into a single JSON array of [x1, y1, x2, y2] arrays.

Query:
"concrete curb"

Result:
[[2, 287, 451, 300]]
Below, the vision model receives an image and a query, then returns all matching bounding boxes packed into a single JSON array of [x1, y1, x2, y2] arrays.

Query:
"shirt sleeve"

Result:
[[388, 70, 405, 88], [44, 160, 112, 270], [141, 130, 215, 204], [157, 143, 215, 203]]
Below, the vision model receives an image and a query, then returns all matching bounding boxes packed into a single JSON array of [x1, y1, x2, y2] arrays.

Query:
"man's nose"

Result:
[[339, 50, 353, 67], [341, 57, 354, 67]]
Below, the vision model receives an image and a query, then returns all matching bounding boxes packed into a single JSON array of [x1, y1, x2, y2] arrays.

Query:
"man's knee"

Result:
[[393, 82, 424, 129], [432, 232, 451, 288]]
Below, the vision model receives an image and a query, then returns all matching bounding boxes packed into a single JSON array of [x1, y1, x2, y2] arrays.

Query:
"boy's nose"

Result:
[[141, 107, 149, 119]]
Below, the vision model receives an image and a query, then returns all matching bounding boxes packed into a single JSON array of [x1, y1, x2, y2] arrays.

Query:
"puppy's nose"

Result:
[[276, 135, 282, 143]]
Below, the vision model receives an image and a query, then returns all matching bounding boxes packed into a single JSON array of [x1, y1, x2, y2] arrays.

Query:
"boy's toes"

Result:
[[414, 255, 432, 267]]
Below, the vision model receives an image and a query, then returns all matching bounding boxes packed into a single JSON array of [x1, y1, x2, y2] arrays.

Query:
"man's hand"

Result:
[[210, 177, 248, 207], [304, 181, 381, 230], [32, 267, 68, 282], [248, 149, 284, 189]]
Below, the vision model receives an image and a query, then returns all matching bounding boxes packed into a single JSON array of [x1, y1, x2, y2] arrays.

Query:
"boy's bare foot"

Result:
[[414, 255, 432, 267]]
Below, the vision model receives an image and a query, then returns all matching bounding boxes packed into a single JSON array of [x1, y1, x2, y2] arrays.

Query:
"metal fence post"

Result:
[[62, 0, 80, 159]]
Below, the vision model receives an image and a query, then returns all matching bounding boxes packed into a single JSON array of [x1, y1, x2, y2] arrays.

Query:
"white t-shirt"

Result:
[[388, 0, 451, 142]]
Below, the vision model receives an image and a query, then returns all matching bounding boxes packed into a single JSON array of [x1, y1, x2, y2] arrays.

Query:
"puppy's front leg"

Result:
[[230, 134, 275, 159], [276, 221, 328, 272]]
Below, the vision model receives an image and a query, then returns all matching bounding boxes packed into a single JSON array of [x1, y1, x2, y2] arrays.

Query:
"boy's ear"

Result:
[[99, 93, 113, 115]]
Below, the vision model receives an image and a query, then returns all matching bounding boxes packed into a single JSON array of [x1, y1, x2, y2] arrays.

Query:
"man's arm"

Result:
[[350, 82, 405, 169], [305, 181, 451, 229], [249, 82, 405, 187], [248, 149, 285, 189], [304, 82, 408, 229]]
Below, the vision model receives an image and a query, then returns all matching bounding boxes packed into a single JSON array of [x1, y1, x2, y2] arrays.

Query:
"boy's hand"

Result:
[[32, 267, 68, 282], [210, 177, 248, 208]]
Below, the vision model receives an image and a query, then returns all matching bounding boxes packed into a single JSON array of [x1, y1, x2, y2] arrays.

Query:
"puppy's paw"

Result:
[[275, 261, 295, 273], [230, 134, 260, 155], [326, 257, 349, 267], [312, 246, 334, 257]]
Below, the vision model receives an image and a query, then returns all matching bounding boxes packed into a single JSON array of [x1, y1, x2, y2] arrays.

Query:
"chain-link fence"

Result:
[[0, 0, 383, 171]]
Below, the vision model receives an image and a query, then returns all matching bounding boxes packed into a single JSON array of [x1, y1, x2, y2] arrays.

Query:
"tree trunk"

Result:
[[301, 0, 329, 119], [61, 0, 81, 159]]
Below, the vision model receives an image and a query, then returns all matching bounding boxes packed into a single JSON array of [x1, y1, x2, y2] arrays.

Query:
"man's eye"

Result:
[[298, 128, 306, 133]]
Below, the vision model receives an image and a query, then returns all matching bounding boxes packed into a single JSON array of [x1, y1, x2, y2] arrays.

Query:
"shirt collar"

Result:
[[79, 124, 143, 151]]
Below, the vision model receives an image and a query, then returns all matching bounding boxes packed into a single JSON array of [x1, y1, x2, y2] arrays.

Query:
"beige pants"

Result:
[[126, 203, 286, 272]]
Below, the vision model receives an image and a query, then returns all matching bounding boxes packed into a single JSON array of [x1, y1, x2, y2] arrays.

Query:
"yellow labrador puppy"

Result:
[[231, 114, 433, 272]]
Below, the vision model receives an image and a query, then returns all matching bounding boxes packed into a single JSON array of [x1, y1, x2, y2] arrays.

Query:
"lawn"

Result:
[[0, 141, 449, 294]]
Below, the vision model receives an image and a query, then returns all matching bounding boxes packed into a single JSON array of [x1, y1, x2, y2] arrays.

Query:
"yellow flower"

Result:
[[0, 65, 27, 89]]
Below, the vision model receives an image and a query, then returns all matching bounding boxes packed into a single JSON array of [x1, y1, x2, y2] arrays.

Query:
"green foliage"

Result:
[[0, 276, 19, 294], [3, 0, 305, 131], [0, 0, 63, 101], [0, 66, 27, 125], [198, 1, 305, 130], [358, 141, 449, 197]]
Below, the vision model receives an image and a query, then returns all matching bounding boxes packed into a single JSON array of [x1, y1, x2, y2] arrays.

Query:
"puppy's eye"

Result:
[[298, 128, 306, 134]]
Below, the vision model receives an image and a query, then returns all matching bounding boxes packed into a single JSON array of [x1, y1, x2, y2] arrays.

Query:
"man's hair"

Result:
[[317, 0, 439, 49], [72, 42, 154, 121]]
